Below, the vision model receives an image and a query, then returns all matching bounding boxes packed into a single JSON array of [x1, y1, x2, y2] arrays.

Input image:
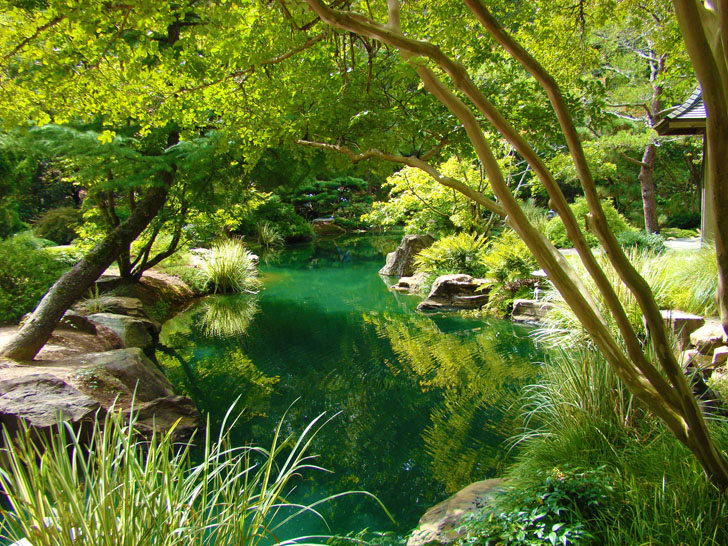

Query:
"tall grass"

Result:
[[656, 247, 719, 316], [199, 238, 261, 294], [502, 347, 728, 545], [257, 221, 284, 249], [0, 405, 383, 546]]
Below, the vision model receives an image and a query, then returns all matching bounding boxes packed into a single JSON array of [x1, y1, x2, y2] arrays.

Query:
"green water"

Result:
[[159, 235, 542, 537]]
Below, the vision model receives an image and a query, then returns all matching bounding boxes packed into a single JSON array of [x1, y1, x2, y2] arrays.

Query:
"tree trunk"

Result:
[[0, 184, 171, 361], [639, 140, 660, 233]]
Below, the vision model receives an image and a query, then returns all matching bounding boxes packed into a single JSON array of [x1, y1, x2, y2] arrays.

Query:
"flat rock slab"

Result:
[[690, 320, 728, 355], [0, 373, 101, 433], [418, 274, 489, 311], [380, 234, 435, 277], [661, 310, 705, 350], [87, 313, 158, 351], [407, 479, 505, 546], [391, 272, 427, 294], [512, 299, 555, 323]]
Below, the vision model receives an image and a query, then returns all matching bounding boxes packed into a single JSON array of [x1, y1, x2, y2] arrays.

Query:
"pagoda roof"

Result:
[[655, 87, 706, 135]]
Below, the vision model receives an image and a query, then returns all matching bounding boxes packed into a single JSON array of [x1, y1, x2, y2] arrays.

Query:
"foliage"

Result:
[[0, 404, 368, 546], [414, 232, 489, 280], [237, 195, 313, 243], [615, 230, 665, 254], [504, 345, 728, 545], [0, 232, 68, 324], [290, 176, 371, 220], [257, 221, 284, 248], [656, 248, 719, 316], [362, 157, 493, 236], [32, 206, 81, 245], [198, 238, 261, 295], [545, 197, 634, 248], [481, 230, 540, 316], [457, 468, 609, 546], [666, 211, 701, 230], [539, 247, 671, 346]]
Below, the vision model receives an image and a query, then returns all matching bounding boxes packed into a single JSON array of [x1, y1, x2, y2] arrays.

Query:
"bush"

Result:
[[198, 238, 261, 294], [256, 221, 284, 248], [33, 206, 80, 244], [481, 230, 540, 315], [414, 232, 489, 278], [666, 211, 700, 230], [545, 197, 633, 248], [0, 233, 68, 324], [615, 230, 665, 254], [239, 195, 313, 242]]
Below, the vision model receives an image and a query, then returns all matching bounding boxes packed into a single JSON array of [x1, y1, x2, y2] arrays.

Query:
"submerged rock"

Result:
[[417, 274, 489, 311], [407, 479, 505, 546], [379, 234, 435, 277], [391, 272, 427, 294]]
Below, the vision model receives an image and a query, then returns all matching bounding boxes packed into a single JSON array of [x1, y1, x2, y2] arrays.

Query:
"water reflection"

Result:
[[158, 236, 541, 533]]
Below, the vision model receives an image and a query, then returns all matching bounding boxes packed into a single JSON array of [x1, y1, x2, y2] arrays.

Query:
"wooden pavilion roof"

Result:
[[655, 87, 706, 136]]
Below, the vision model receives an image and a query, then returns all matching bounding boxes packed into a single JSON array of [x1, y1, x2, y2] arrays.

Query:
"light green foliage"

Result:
[[256, 221, 284, 248], [655, 248, 719, 316], [414, 232, 489, 279], [198, 238, 261, 294], [481, 230, 540, 315], [502, 346, 728, 545], [540, 247, 671, 346], [545, 197, 633, 248], [32, 206, 81, 245], [0, 233, 69, 324], [0, 404, 372, 546], [362, 157, 492, 235], [615, 229, 666, 254]]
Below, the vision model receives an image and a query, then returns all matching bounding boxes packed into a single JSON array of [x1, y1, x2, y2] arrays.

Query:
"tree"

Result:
[[296, 0, 728, 488]]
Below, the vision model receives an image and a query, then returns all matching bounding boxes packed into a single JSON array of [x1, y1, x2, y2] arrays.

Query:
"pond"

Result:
[[158, 234, 542, 538]]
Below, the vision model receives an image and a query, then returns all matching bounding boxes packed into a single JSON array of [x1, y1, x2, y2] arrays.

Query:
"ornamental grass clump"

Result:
[[0, 404, 382, 546], [199, 237, 261, 294]]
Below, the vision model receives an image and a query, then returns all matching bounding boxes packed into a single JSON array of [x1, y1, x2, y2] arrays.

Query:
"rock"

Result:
[[417, 274, 489, 311], [690, 320, 728, 355], [74, 296, 150, 320], [123, 395, 203, 442], [60, 312, 98, 334], [407, 479, 505, 546], [86, 313, 158, 352], [0, 373, 102, 436], [512, 299, 555, 324], [660, 310, 705, 350], [379, 234, 435, 277], [713, 346, 728, 367], [391, 272, 428, 294], [65, 348, 175, 403], [679, 349, 712, 372]]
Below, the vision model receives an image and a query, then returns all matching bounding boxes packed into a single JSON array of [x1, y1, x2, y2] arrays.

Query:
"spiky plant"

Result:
[[198, 238, 261, 294]]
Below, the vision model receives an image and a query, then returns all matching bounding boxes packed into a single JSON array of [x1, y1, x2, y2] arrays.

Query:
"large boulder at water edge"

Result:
[[0, 373, 102, 437], [511, 299, 555, 323], [391, 271, 428, 294], [379, 234, 435, 277], [86, 312, 159, 352], [407, 479, 505, 546], [417, 274, 489, 311]]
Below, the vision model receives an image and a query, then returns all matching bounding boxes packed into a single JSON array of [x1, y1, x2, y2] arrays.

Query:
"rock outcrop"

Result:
[[417, 274, 489, 311], [379, 234, 435, 277], [660, 310, 705, 350], [391, 272, 427, 294], [86, 313, 159, 353], [407, 479, 505, 546], [511, 299, 555, 323], [690, 320, 728, 355]]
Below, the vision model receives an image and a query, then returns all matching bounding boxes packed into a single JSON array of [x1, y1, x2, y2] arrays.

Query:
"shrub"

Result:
[[0, 405, 374, 546], [33, 206, 80, 245], [666, 211, 700, 230], [238, 195, 313, 242], [481, 230, 540, 315], [198, 238, 261, 294], [616, 229, 665, 254], [545, 197, 633, 248], [414, 232, 489, 278], [256, 221, 284, 248], [0, 233, 68, 324]]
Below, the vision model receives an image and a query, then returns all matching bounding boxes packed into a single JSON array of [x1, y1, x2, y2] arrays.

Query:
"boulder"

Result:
[[679, 349, 713, 372], [660, 310, 705, 350], [74, 295, 150, 320], [123, 395, 203, 442], [379, 234, 435, 277], [417, 274, 489, 311], [65, 348, 175, 403], [60, 312, 98, 334], [0, 373, 102, 436], [407, 479, 505, 546], [86, 313, 159, 352], [512, 299, 555, 324], [690, 320, 728, 355], [391, 272, 428, 294], [713, 346, 728, 367]]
